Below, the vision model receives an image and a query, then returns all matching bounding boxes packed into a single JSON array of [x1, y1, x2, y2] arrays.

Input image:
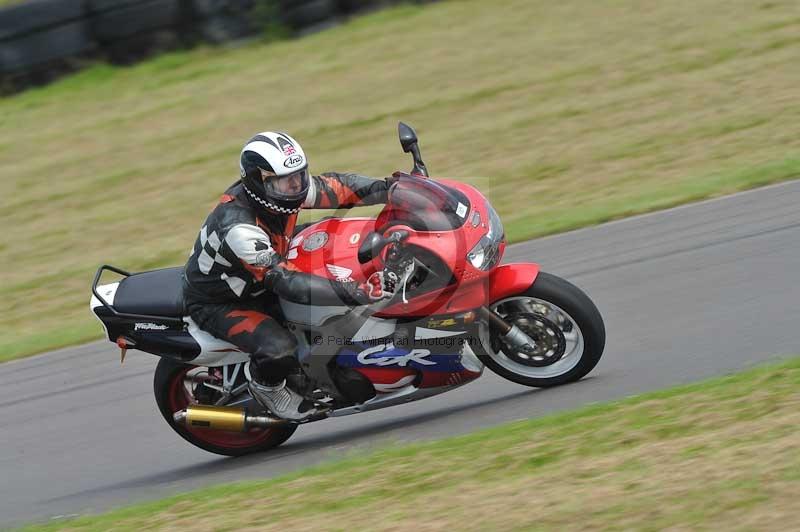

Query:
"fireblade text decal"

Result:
[[134, 323, 169, 331]]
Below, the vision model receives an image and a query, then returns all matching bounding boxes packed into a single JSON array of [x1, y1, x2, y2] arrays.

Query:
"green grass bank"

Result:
[[2, 0, 799, 361], [22, 357, 800, 531]]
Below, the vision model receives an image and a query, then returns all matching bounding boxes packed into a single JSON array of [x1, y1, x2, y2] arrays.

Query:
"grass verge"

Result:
[[21, 357, 800, 531], [2, 0, 799, 361]]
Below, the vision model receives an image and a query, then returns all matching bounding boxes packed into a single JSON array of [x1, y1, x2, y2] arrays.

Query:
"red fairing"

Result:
[[353, 367, 416, 393], [354, 364, 481, 391], [374, 282, 488, 317], [488, 263, 541, 302], [418, 368, 482, 388], [374, 178, 503, 316], [287, 217, 378, 283], [287, 176, 539, 315]]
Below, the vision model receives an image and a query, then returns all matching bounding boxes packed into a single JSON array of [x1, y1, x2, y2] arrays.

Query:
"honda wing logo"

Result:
[[357, 342, 435, 367], [326, 264, 354, 282]]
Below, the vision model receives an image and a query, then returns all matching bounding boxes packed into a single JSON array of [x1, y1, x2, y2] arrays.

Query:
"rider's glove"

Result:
[[386, 173, 402, 186], [265, 263, 392, 307], [333, 280, 372, 306], [365, 271, 393, 301]]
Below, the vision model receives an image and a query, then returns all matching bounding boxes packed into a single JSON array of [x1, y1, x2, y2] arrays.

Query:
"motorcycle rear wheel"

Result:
[[475, 272, 605, 387], [153, 358, 297, 456]]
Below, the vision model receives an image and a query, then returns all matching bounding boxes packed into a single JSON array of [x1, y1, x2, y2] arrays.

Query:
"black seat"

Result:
[[114, 267, 185, 317]]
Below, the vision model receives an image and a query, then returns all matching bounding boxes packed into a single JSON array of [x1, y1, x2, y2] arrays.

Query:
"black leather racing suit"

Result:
[[183, 174, 389, 385]]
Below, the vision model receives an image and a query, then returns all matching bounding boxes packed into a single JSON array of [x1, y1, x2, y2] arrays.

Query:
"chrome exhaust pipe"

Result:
[[173, 404, 288, 431]]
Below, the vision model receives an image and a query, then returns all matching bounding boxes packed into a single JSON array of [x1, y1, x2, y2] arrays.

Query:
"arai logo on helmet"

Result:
[[284, 155, 303, 168]]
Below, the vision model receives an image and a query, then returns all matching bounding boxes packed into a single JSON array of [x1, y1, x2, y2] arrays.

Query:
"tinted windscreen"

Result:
[[378, 174, 471, 232]]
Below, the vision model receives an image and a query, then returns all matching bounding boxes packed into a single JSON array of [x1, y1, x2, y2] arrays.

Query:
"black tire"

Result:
[[191, 0, 232, 17], [102, 29, 180, 65], [87, 0, 181, 42], [474, 271, 606, 388], [153, 357, 297, 457], [0, 21, 94, 74], [283, 0, 339, 29], [197, 13, 253, 44], [335, 0, 382, 16], [190, 0, 254, 18], [0, 0, 85, 41]]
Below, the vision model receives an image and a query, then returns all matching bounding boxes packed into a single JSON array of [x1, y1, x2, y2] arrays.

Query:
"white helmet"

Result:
[[239, 131, 310, 215]]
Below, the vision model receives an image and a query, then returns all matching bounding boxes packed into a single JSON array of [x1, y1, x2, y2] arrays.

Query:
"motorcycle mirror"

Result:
[[358, 232, 389, 264], [398, 122, 418, 153], [398, 121, 429, 177]]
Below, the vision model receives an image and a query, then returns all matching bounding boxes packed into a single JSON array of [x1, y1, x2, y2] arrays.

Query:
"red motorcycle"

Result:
[[90, 122, 605, 456]]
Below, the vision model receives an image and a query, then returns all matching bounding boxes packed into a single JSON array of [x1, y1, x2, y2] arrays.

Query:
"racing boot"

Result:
[[248, 379, 319, 421]]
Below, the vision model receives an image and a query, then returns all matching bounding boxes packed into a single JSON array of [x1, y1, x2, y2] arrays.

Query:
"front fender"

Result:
[[488, 263, 541, 303]]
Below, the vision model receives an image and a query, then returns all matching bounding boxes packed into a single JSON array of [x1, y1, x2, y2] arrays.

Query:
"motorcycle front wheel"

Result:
[[153, 358, 297, 456], [474, 272, 606, 388]]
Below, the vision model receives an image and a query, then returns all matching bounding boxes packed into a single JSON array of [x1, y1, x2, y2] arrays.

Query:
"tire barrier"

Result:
[[0, 0, 435, 93], [192, 0, 255, 43], [281, 0, 338, 30], [192, 0, 255, 17], [0, 1, 94, 91], [84, 0, 185, 64], [86, 0, 182, 43], [0, 0, 92, 80], [335, 0, 387, 16], [0, 19, 93, 73], [197, 13, 253, 44], [0, 0, 84, 41]]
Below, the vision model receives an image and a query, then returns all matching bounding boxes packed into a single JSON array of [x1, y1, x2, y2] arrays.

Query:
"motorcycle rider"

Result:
[[183, 131, 391, 421]]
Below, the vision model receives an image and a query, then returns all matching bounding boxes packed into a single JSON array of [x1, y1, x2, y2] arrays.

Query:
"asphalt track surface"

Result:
[[2, 181, 799, 527]]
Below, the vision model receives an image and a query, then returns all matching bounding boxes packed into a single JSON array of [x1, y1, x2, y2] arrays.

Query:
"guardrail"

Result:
[[0, 0, 429, 93]]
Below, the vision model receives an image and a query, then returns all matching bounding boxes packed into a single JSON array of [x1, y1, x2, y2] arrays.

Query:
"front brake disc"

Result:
[[491, 312, 567, 367]]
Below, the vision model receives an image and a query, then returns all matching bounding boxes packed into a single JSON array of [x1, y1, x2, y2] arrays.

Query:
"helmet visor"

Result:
[[261, 168, 309, 200]]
